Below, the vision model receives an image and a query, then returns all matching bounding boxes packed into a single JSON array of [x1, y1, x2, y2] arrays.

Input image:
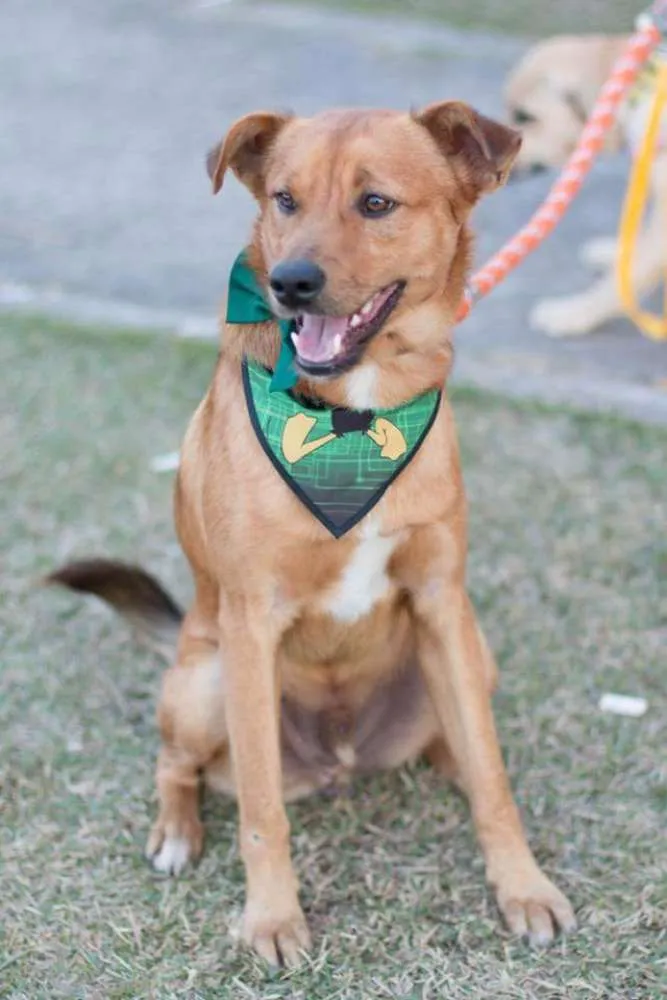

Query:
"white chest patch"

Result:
[[322, 519, 401, 623], [345, 362, 379, 409]]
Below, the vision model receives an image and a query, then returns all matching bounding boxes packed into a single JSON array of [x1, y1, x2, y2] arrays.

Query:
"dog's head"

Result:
[[208, 103, 520, 388], [504, 35, 627, 176]]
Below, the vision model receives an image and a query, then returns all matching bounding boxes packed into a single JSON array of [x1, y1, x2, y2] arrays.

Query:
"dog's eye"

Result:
[[274, 190, 298, 215], [512, 108, 537, 126], [359, 193, 396, 218]]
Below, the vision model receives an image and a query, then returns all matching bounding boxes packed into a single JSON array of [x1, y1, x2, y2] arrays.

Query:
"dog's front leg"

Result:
[[219, 591, 310, 968], [411, 532, 576, 945]]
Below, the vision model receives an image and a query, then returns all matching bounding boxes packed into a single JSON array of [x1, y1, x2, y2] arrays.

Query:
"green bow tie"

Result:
[[225, 250, 298, 391]]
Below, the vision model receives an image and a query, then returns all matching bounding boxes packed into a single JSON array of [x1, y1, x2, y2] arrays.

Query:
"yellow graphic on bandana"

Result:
[[282, 414, 336, 463], [281, 411, 407, 464], [366, 418, 408, 459]]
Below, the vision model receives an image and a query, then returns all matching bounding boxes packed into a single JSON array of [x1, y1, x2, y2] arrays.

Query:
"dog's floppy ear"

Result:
[[206, 111, 292, 198], [415, 101, 522, 198]]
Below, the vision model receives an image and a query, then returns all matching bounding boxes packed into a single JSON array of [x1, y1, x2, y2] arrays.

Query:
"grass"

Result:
[[252, 0, 642, 36], [1, 314, 666, 999]]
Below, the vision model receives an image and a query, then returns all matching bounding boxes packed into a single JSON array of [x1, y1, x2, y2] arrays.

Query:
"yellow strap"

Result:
[[617, 60, 667, 341]]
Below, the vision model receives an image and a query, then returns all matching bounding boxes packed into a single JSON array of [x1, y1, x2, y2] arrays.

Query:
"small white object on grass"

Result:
[[598, 693, 648, 718], [150, 451, 180, 473]]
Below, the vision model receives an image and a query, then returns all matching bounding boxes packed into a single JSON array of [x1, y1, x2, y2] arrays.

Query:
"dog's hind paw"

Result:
[[150, 836, 192, 875], [146, 820, 203, 875]]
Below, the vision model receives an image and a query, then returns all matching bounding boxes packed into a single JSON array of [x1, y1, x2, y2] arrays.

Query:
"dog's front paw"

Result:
[[494, 864, 576, 947], [530, 296, 597, 337], [580, 235, 617, 270], [241, 897, 312, 968], [145, 818, 204, 875]]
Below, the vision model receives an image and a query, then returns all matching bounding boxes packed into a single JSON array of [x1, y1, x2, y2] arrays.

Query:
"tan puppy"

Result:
[[505, 35, 667, 336], [51, 102, 575, 967]]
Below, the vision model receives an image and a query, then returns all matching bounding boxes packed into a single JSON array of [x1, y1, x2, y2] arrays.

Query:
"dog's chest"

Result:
[[318, 520, 404, 623]]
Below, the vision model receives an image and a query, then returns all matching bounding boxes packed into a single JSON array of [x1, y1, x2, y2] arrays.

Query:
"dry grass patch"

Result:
[[1, 316, 665, 999]]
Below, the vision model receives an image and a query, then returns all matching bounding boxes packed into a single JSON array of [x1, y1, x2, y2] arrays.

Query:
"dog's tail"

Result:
[[46, 559, 183, 659]]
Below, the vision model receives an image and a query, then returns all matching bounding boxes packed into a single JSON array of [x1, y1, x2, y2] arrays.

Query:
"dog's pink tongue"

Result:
[[295, 314, 348, 363]]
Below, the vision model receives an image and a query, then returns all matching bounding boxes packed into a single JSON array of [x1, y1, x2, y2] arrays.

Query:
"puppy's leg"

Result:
[[532, 174, 666, 336], [413, 533, 575, 945], [219, 590, 310, 968], [531, 225, 663, 336], [580, 235, 618, 271], [147, 577, 226, 873]]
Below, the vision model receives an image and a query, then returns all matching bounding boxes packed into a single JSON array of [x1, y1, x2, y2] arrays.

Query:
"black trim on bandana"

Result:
[[241, 359, 441, 539]]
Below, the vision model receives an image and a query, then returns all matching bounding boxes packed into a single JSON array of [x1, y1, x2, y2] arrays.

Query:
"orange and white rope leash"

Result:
[[456, 5, 665, 324]]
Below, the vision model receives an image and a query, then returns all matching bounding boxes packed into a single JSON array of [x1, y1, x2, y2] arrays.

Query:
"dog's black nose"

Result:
[[269, 259, 326, 308]]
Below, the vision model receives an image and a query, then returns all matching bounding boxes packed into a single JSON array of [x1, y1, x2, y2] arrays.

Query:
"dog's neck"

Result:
[[222, 323, 453, 409], [309, 328, 454, 410], [222, 228, 469, 410]]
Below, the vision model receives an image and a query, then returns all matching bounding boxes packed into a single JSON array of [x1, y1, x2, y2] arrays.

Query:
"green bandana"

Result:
[[242, 360, 441, 537], [226, 250, 298, 391], [227, 248, 441, 536]]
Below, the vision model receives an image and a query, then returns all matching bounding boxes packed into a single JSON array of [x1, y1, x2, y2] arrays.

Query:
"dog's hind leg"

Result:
[[46, 558, 225, 873], [146, 574, 228, 874]]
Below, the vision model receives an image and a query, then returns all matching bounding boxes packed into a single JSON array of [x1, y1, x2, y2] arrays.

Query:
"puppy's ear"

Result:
[[414, 101, 522, 199], [206, 111, 292, 198]]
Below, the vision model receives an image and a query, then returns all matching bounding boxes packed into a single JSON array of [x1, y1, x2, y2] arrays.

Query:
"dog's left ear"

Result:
[[415, 101, 522, 199], [206, 111, 292, 198]]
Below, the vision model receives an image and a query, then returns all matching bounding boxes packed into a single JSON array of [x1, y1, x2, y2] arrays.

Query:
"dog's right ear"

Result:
[[206, 111, 292, 198]]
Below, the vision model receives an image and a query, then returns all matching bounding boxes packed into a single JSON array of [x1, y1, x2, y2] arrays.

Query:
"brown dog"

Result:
[[51, 102, 575, 966]]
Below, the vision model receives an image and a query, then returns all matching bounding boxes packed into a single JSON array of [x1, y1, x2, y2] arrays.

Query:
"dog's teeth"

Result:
[[291, 331, 300, 347], [350, 314, 362, 328], [333, 333, 342, 352], [361, 300, 374, 316]]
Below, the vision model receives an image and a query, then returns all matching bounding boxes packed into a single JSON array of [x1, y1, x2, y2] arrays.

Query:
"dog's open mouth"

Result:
[[290, 282, 405, 376]]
